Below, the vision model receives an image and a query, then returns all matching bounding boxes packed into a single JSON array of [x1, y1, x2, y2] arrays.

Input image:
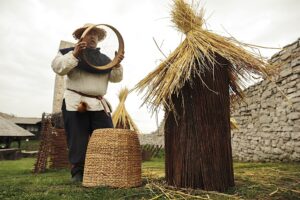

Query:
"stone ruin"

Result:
[[231, 38, 300, 162]]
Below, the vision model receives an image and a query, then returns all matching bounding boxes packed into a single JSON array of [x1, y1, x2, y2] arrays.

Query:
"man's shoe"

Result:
[[71, 173, 83, 183]]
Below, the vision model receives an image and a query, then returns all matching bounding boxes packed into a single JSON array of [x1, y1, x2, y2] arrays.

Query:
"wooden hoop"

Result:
[[81, 24, 124, 71]]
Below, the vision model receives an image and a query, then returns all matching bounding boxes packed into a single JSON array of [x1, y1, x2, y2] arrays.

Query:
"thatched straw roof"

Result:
[[0, 116, 34, 137], [112, 88, 139, 132], [135, 0, 274, 112]]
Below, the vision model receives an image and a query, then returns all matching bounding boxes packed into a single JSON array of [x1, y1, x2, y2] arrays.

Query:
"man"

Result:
[[51, 23, 124, 182]]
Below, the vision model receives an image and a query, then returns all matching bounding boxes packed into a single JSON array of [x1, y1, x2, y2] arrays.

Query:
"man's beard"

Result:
[[83, 48, 103, 66]]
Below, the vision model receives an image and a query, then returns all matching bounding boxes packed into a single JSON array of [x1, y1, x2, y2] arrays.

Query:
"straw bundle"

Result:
[[135, 0, 273, 112], [112, 87, 139, 131]]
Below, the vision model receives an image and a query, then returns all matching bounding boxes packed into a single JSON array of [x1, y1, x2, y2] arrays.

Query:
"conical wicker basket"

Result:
[[82, 128, 142, 188]]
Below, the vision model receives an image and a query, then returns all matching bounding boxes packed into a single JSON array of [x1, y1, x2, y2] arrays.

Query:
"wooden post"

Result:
[[164, 60, 234, 192]]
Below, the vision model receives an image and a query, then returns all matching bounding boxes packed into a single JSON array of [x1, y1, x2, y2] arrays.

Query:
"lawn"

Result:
[[0, 157, 299, 200], [10, 140, 40, 151]]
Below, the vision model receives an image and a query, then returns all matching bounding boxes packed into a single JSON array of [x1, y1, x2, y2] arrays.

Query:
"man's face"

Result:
[[83, 29, 99, 49]]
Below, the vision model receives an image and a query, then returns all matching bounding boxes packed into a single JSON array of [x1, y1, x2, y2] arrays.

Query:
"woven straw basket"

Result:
[[82, 128, 142, 188]]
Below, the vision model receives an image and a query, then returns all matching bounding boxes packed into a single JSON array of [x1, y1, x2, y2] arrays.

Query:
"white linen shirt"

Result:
[[51, 51, 123, 111]]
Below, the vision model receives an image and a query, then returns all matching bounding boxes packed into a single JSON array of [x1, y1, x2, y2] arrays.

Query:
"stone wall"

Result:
[[231, 39, 300, 162], [138, 120, 165, 146]]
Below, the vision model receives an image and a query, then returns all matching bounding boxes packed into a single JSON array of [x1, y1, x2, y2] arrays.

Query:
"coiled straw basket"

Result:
[[82, 128, 142, 188]]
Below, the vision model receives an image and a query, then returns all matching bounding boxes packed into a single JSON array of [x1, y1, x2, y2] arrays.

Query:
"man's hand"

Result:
[[115, 50, 124, 64], [73, 41, 87, 59]]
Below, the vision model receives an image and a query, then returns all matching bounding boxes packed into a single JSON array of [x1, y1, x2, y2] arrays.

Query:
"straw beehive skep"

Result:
[[112, 87, 139, 132], [135, 0, 274, 113], [133, 0, 271, 191]]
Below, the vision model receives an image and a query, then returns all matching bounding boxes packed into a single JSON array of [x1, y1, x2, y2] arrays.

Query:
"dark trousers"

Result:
[[62, 100, 113, 176]]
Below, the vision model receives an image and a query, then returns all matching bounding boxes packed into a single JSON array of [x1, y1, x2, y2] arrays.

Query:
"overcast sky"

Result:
[[0, 0, 299, 133]]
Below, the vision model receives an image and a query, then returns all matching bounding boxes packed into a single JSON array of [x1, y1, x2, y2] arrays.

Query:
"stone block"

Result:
[[282, 79, 287, 85], [262, 127, 272, 132], [293, 102, 300, 111], [271, 140, 278, 147], [260, 109, 271, 115], [287, 112, 300, 120], [294, 147, 300, 153], [261, 90, 272, 99], [263, 146, 272, 153], [280, 132, 291, 140], [291, 57, 300, 67], [288, 91, 300, 99], [292, 65, 300, 73], [260, 132, 272, 138], [279, 120, 288, 126], [294, 141, 300, 147], [287, 87, 297, 94], [282, 41, 299, 51], [291, 97, 300, 103], [261, 102, 268, 109], [276, 108, 286, 116], [252, 155, 259, 161], [280, 53, 291, 61], [264, 139, 271, 146], [271, 52, 281, 60], [271, 126, 281, 133], [282, 126, 293, 132], [272, 117, 279, 123], [293, 126, 300, 133], [288, 119, 296, 125], [291, 132, 300, 140], [278, 138, 284, 146], [291, 152, 300, 161], [272, 148, 284, 155], [280, 68, 292, 78], [289, 74, 299, 81], [282, 141, 294, 153], [248, 104, 258, 110], [259, 115, 273, 124], [247, 123, 254, 129], [270, 111, 276, 117]]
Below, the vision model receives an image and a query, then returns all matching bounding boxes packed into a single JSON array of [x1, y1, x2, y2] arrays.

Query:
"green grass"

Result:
[[231, 162, 300, 200], [10, 140, 40, 151], [0, 158, 299, 200]]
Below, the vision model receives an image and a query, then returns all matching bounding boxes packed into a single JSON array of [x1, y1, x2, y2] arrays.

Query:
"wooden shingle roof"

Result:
[[10, 117, 41, 125], [0, 116, 34, 137]]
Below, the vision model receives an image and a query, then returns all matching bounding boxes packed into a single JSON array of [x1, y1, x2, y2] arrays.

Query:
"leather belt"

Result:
[[67, 88, 111, 114]]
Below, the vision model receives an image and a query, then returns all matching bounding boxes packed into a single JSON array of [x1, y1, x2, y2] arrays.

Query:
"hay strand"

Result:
[[230, 118, 239, 129]]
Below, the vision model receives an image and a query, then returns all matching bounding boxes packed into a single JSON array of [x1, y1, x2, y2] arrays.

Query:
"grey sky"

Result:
[[0, 0, 299, 133]]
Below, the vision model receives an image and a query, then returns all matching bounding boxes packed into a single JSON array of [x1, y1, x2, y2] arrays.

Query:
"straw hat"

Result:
[[72, 23, 106, 41]]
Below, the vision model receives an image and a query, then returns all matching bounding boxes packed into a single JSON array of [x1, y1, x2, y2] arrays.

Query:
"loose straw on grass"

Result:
[[146, 181, 242, 200]]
